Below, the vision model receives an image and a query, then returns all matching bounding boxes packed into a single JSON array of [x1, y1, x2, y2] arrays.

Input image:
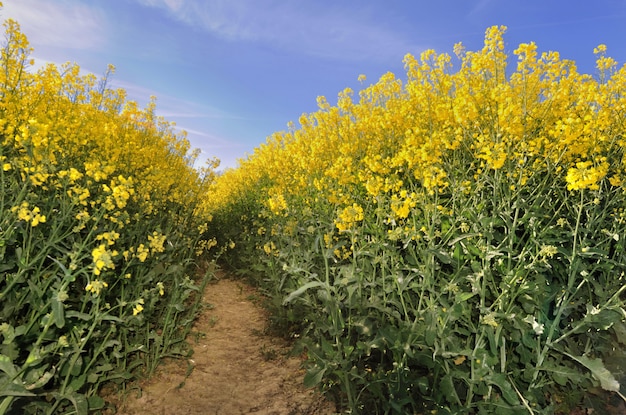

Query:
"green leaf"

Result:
[[68, 373, 86, 393], [0, 380, 36, 397], [581, 305, 623, 332], [484, 373, 520, 406], [66, 311, 92, 321], [99, 313, 124, 323], [51, 296, 65, 328], [0, 354, 17, 377], [539, 361, 579, 386], [283, 281, 326, 305], [455, 291, 477, 302], [303, 365, 326, 388], [439, 374, 461, 405], [24, 368, 55, 390], [566, 353, 620, 392], [52, 391, 89, 415], [87, 395, 105, 410], [613, 321, 626, 346]]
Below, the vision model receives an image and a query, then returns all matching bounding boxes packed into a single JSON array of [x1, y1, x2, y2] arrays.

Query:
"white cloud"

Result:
[[1, 0, 108, 50], [135, 0, 421, 62], [110, 78, 239, 121]]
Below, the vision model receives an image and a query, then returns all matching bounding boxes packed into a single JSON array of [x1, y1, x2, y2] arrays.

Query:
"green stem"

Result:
[[533, 190, 585, 385]]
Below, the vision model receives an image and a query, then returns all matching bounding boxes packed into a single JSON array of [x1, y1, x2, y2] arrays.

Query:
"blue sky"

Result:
[[2, 1, 626, 169]]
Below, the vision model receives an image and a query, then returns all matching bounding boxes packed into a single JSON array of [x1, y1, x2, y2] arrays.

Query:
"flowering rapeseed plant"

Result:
[[0, 13, 217, 414], [207, 25, 626, 413]]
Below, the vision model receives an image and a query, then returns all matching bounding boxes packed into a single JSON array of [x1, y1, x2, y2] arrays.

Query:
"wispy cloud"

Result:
[[1, 0, 108, 50], [110, 78, 241, 121], [109, 76, 249, 167], [135, 0, 422, 62]]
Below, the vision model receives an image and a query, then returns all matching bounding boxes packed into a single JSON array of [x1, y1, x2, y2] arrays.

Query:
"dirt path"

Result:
[[113, 274, 335, 415]]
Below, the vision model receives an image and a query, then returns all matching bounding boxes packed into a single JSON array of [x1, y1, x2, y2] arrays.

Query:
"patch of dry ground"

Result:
[[110, 274, 335, 415]]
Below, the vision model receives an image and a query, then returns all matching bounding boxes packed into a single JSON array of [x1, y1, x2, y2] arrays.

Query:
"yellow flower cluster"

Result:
[[0, 19, 211, 226], [206, 25, 626, 263], [335, 203, 364, 232], [85, 279, 108, 296], [148, 231, 166, 253], [11, 201, 46, 227], [565, 160, 609, 191], [92, 244, 118, 276], [208, 26, 625, 218]]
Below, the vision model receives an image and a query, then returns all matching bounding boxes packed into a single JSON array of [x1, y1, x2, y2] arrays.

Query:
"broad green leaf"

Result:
[[484, 373, 520, 406], [0, 380, 36, 397], [613, 321, 626, 346], [52, 391, 89, 415], [455, 291, 476, 302], [539, 361, 579, 386], [99, 313, 124, 323], [303, 365, 326, 388], [68, 373, 86, 393], [439, 374, 461, 405], [87, 395, 105, 410], [0, 355, 16, 377], [66, 311, 92, 321], [24, 369, 54, 390], [566, 353, 620, 392], [283, 281, 325, 304]]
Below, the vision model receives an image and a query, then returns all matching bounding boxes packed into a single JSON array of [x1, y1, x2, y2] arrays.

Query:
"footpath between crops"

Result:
[[109, 272, 335, 415]]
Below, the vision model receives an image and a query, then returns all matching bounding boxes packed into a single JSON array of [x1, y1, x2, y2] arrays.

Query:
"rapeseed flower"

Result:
[[148, 231, 166, 253], [11, 201, 47, 226], [135, 244, 149, 262], [132, 299, 144, 316], [92, 244, 117, 275], [85, 279, 108, 296], [335, 203, 364, 232], [565, 160, 608, 191]]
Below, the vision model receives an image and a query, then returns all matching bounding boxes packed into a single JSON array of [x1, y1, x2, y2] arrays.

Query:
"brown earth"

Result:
[[108, 273, 336, 415]]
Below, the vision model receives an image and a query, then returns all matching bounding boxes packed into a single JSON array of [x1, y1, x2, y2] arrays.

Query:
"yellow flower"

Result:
[[135, 244, 149, 262], [593, 44, 607, 55], [609, 175, 622, 187], [565, 160, 608, 191], [335, 203, 364, 232], [132, 298, 145, 316], [268, 193, 287, 215], [538, 245, 558, 259], [96, 231, 120, 246], [263, 241, 277, 255], [85, 279, 108, 296], [148, 231, 166, 253], [91, 244, 116, 275], [11, 202, 46, 227], [156, 282, 165, 296]]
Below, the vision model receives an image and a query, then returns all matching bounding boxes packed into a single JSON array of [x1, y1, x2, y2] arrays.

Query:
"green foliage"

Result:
[[244, 153, 626, 414]]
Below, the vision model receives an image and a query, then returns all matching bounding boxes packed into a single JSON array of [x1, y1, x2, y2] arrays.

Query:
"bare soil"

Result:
[[109, 273, 335, 415]]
